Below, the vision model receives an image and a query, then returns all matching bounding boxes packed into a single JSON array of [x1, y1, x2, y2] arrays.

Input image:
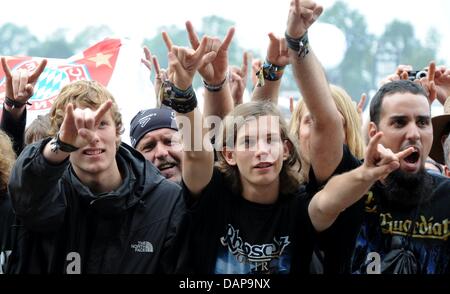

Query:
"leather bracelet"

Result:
[[203, 74, 228, 92], [49, 132, 79, 153], [4, 96, 32, 109], [160, 80, 198, 114], [285, 31, 310, 59]]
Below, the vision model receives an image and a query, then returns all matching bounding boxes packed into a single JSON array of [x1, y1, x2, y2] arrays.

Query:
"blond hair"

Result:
[[0, 130, 16, 192], [216, 101, 302, 195], [289, 84, 365, 181], [49, 80, 123, 140], [25, 113, 51, 145]]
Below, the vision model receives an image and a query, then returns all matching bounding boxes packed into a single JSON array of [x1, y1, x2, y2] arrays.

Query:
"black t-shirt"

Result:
[[308, 145, 363, 273], [311, 147, 450, 274], [351, 174, 450, 274], [180, 168, 316, 274], [0, 191, 14, 274]]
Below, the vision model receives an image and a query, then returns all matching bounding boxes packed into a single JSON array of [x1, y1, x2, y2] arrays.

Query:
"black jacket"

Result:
[[0, 191, 14, 274], [7, 138, 186, 273], [0, 108, 26, 155]]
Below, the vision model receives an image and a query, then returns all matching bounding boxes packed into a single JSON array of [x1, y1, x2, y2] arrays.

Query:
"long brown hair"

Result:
[[216, 101, 302, 195]]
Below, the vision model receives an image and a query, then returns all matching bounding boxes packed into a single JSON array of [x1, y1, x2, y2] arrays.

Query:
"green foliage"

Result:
[[0, 8, 443, 100], [28, 29, 74, 58], [71, 25, 113, 53], [0, 23, 38, 55], [320, 1, 376, 101], [379, 20, 441, 68]]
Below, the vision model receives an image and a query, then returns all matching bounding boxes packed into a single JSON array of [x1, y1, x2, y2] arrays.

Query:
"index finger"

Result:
[[94, 100, 113, 123], [395, 147, 415, 161], [162, 32, 173, 51], [185, 21, 200, 49], [294, 0, 301, 14], [152, 56, 161, 75], [428, 61, 436, 82], [366, 132, 384, 162], [143, 46, 152, 61], [241, 52, 248, 76], [358, 93, 366, 113], [220, 27, 235, 52], [1, 57, 12, 79]]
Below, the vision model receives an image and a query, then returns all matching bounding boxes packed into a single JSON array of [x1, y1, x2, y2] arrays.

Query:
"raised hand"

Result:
[[286, 0, 323, 38], [251, 58, 262, 88], [1, 57, 47, 105], [432, 65, 450, 105], [416, 62, 437, 104], [363, 132, 414, 181], [229, 52, 249, 106], [59, 100, 113, 149], [162, 31, 217, 90], [185, 21, 235, 85], [141, 46, 167, 105], [357, 92, 367, 123], [267, 33, 289, 66]]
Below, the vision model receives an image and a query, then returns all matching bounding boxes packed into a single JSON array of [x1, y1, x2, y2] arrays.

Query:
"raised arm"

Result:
[[9, 99, 113, 232], [286, 0, 344, 183], [1, 57, 47, 154], [229, 51, 249, 107], [251, 33, 289, 103], [141, 46, 168, 107], [308, 132, 414, 232], [185, 21, 234, 119], [162, 31, 215, 196]]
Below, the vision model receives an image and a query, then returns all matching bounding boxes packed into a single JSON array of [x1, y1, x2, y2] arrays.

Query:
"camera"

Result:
[[407, 70, 428, 81]]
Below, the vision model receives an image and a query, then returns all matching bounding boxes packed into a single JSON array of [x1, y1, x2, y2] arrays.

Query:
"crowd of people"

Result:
[[1, 0, 450, 274]]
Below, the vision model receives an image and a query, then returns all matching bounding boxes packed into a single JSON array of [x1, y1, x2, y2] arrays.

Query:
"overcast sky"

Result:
[[1, 0, 449, 64]]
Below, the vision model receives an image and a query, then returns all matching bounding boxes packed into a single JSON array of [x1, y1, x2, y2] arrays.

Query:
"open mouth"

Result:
[[158, 162, 177, 171], [254, 162, 274, 169], [403, 148, 420, 164], [83, 149, 105, 156]]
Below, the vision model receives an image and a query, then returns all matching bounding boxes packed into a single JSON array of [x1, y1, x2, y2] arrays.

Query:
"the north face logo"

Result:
[[131, 241, 154, 253]]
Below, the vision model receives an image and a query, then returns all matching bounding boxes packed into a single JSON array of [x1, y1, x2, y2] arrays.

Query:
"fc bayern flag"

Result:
[[0, 38, 156, 144]]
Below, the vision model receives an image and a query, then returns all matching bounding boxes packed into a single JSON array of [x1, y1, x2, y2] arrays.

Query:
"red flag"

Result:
[[0, 38, 155, 144]]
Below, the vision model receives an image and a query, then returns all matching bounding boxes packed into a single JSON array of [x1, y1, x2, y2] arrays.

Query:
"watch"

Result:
[[49, 132, 79, 153]]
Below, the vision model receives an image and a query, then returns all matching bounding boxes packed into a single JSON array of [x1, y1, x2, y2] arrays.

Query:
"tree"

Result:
[[378, 20, 441, 70], [0, 23, 38, 56], [71, 25, 113, 53], [28, 29, 73, 58], [320, 1, 376, 101]]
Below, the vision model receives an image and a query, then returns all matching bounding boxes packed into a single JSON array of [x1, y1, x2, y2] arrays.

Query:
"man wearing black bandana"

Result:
[[130, 108, 182, 184]]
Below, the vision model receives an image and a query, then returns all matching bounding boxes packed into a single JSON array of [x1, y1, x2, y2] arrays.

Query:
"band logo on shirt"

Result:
[[220, 224, 290, 264]]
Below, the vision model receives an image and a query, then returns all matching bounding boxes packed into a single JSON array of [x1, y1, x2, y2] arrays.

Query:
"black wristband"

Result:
[[160, 81, 198, 114], [203, 75, 227, 92], [4, 96, 31, 109], [49, 132, 79, 153], [285, 31, 310, 59]]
